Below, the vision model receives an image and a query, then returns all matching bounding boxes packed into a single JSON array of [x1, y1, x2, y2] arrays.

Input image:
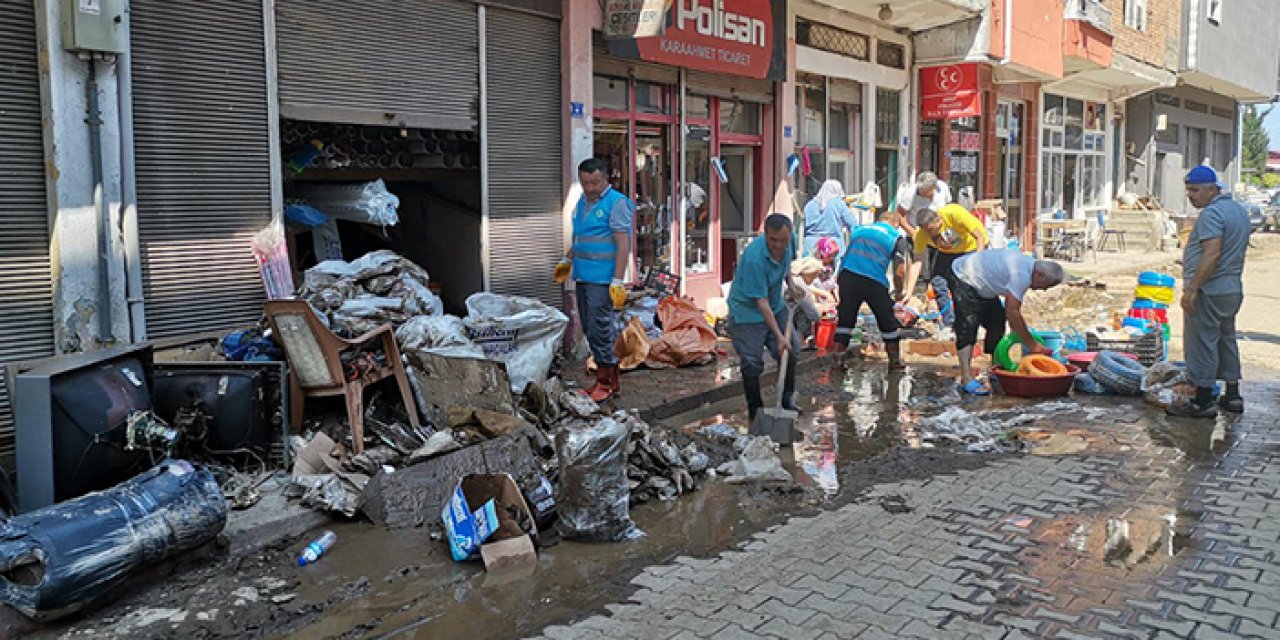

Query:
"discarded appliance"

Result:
[[0, 460, 227, 620]]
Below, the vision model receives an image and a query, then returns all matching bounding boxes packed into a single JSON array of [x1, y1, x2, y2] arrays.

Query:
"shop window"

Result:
[[636, 81, 671, 115], [1155, 123, 1179, 145], [686, 94, 712, 120], [1064, 99, 1084, 150], [634, 125, 672, 276], [719, 100, 760, 135], [1213, 131, 1232, 171], [1154, 93, 1179, 107], [593, 120, 631, 195], [795, 19, 869, 60], [684, 126, 713, 273], [1041, 152, 1064, 211], [948, 118, 981, 196], [594, 75, 629, 112], [1080, 155, 1105, 208], [875, 88, 900, 147], [719, 147, 754, 235], [1185, 127, 1207, 169], [876, 42, 905, 69], [1042, 94, 1065, 126], [828, 103, 852, 149], [828, 157, 851, 193]]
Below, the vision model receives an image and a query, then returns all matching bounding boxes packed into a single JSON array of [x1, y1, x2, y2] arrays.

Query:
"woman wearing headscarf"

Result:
[[802, 180, 858, 259]]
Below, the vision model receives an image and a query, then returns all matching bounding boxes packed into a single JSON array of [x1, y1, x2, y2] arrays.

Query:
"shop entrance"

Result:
[[996, 101, 1025, 238], [718, 145, 754, 282]]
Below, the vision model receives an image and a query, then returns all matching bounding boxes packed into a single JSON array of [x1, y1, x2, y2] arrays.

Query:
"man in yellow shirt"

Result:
[[914, 203, 988, 313]]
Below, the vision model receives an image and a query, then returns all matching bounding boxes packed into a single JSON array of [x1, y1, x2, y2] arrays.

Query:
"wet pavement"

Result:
[[26, 361, 1280, 640]]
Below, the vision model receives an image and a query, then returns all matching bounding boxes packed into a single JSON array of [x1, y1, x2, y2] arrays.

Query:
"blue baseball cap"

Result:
[[1185, 165, 1218, 185]]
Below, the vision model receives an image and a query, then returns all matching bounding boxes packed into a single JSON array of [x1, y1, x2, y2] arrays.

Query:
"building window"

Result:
[[719, 100, 760, 135], [594, 75, 629, 111], [1185, 127, 1207, 169], [1212, 106, 1235, 120], [1154, 93, 1179, 107], [876, 42, 905, 69], [1155, 123, 1179, 145], [1207, 0, 1223, 24], [1213, 131, 1233, 171], [796, 19, 869, 60], [1183, 99, 1210, 114], [1123, 0, 1147, 30], [875, 88, 900, 147]]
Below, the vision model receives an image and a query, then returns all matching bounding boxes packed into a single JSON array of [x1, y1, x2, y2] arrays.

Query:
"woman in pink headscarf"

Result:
[[812, 236, 841, 305]]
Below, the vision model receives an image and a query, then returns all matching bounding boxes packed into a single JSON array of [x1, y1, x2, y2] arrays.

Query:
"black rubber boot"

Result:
[[1219, 382, 1244, 413], [1167, 386, 1217, 418], [743, 376, 763, 421]]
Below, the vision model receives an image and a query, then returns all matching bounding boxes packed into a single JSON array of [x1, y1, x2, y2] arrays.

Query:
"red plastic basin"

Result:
[[991, 365, 1081, 398]]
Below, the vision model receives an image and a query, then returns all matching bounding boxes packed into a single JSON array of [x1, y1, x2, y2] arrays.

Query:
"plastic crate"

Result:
[[1085, 330, 1164, 367]]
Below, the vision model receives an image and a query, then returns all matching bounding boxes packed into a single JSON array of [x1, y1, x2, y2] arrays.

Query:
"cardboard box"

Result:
[[441, 474, 538, 569]]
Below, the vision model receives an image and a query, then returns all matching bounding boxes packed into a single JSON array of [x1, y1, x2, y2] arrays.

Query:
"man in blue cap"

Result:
[[1171, 165, 1251, 418]]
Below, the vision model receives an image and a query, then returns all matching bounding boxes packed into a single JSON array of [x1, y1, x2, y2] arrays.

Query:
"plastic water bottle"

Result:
[[298, 531, 337, 566]]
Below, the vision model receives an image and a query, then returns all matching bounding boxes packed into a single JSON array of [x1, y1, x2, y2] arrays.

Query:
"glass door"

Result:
[[634, 125, 672, 276], [683, 125, 713, 276], [718, 145, 753, 279], [997, 101, 1024, 234]]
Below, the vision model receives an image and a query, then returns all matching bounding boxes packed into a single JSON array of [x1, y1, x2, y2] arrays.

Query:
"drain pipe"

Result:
[[85, 55, 116, 346], [116, 0, 146, 342]]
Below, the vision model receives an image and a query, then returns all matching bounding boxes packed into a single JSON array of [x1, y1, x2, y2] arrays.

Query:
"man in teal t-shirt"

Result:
[[728, 214, 805, 421]]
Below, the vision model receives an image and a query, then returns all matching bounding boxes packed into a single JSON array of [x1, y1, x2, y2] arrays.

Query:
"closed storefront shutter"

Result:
[[275, 0, 479, 131], [0, 1, 55, 466], [486, 8, 563, 306], [130, 0, 273, 339], [687, 70, 775, 104]]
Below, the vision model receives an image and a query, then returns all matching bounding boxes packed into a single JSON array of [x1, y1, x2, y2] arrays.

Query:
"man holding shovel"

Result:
[[728, 214, 806, 423]]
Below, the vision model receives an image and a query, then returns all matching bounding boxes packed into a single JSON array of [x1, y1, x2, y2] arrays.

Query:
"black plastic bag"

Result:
[[0, 460, 227, 620], [555, 416, 642, 542]]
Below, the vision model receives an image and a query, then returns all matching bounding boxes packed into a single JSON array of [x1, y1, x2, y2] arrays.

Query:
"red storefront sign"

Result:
[[611, 0, 784, 80], [919, 63, 981, 120]]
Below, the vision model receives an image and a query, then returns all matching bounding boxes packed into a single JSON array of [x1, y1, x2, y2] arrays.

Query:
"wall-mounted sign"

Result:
[[570, 101, 585, 119], [607, 0, 787, 81], [919, 63, 981, 120], [603, 0, 667, 39]]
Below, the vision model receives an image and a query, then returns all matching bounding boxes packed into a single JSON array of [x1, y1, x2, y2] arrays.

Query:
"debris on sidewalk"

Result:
[[718, 436, 791, 484], [0, 461, 226, 620], [625, 414, 697, 503], [556, 415, 643, 541], [442, 474, 538, 573]]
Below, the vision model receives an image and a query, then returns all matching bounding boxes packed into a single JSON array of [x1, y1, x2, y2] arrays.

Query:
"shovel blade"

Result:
[[749, 409, 796, 445]]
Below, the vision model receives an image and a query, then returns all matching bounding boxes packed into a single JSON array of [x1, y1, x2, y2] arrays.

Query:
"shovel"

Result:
[[750, 307, 796, 445]]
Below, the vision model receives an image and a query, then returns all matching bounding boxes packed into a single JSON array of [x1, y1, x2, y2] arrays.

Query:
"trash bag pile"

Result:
[[299, 250, 444, 336]]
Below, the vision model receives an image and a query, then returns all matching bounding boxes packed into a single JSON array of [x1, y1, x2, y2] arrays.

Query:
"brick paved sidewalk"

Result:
[[532, 383, 1280, 639]]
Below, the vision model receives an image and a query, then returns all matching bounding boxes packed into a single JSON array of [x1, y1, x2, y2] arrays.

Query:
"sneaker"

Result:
[[1218, 395, 1245, 414], [1166, 401, 1217, 419]]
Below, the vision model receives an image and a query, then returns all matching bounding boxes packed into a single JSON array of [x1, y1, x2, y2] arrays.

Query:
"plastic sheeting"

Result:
[[0, 461, 226, 620], [555, 416, 642, 542], [645, 297, 718, 369], [291, 179, 400, 226], [298, 250, 443, 337], [463, 293, 568, 393], [396, 315, 485, 360]]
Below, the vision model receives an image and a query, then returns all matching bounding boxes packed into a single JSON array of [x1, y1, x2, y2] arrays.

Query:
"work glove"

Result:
[[609, 279, 627, 309], [553, 259, 571, 284]]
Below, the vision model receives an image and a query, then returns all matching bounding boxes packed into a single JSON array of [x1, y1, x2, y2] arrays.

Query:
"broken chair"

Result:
[[265, 300, 420, 454]]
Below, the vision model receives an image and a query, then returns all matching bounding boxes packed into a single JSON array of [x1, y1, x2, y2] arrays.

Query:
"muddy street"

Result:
[[29, 356, 1280, 640]]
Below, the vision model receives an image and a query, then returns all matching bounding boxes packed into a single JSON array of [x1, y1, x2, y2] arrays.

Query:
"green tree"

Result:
[[1242, 105, 1273, 185]]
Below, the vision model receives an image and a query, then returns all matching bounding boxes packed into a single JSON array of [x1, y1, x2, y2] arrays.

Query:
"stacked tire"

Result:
[[1088, 350, 1147, 395]]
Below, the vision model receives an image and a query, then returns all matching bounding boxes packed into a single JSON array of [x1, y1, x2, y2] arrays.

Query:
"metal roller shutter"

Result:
[[0, 1, 55, 467], [130, 0, 273, 339], [486, 8, 563, 306], [275, 0, 478, 130]]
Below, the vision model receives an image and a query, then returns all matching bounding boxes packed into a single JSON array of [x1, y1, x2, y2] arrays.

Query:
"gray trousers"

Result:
[[1184, 292, 1243, 388], [729, 308, 802, 379], [576, 282, 618, 367]]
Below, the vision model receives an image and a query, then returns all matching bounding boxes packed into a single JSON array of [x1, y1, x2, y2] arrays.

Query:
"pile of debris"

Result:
[[298, 250, 444, 337]]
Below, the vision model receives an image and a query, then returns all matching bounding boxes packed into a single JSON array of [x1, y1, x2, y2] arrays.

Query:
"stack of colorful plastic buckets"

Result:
[[1130, 271, 1175, 357]]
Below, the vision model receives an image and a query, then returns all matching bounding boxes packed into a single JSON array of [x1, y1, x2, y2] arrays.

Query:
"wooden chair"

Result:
[[265, 300, 420, 454]]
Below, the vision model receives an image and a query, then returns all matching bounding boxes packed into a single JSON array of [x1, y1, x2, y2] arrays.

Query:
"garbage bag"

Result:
[[1141, 362, 1195, 409], [291, 179, 400, 226], [397, 315, 486, 360], [464, 293, 569, 393], [555, 416, 643, 542], [645, 297, 717, 369], [0, 460, 226, 620], [614, 317, 651, 371]]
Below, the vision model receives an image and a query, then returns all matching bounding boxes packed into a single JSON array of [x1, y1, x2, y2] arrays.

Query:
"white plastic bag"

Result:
[[396, 315, 485, 360], [1141, 362, 1194, 408], [292, 179, 400, 226], [463, 293, 569, 393]]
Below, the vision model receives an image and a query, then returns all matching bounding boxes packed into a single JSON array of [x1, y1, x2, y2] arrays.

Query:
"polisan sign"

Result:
[[608, 0, 787, 80]]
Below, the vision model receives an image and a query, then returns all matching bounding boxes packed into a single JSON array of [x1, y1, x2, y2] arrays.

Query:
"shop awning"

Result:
[[809, 0, 984, 32], [1045, 53, 1176, 103]]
